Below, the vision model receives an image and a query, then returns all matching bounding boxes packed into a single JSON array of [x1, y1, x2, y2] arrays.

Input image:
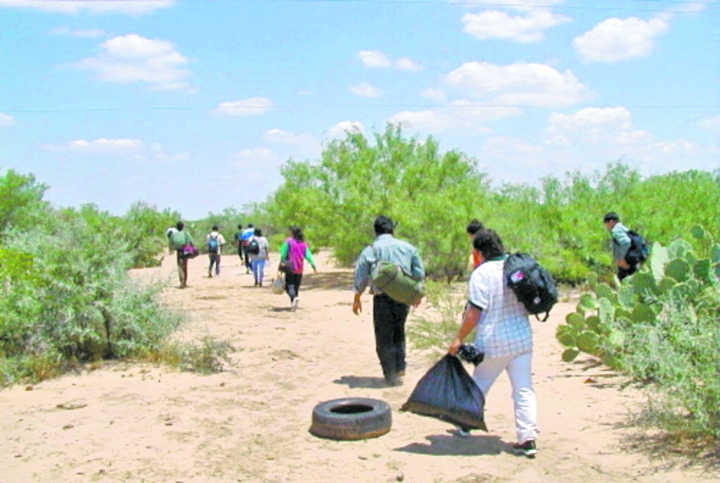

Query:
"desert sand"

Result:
[[0, 250, 714, 483]]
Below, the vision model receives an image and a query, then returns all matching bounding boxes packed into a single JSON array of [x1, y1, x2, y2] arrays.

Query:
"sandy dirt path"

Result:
[[0, 250, 714, 483]]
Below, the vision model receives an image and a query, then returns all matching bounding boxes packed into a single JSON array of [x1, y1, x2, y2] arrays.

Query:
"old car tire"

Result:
[[310, 397, 392, 440]]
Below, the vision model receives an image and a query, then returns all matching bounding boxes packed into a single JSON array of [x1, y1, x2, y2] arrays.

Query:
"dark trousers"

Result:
[[176, 251, 188, 287], [209, 253, 220, 275], [285, 272, 303, 301], [618, 264, 637, 281], [242, 246, 251, 269], [373, 294, 410, 380]]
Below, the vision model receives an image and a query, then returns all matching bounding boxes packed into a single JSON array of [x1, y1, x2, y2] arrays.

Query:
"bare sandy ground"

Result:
[[1, 250, 714, 483]]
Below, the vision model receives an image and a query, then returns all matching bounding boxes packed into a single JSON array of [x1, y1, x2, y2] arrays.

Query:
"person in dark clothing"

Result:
[[352, 215, 425, 386], [603, 212, 637, 280]]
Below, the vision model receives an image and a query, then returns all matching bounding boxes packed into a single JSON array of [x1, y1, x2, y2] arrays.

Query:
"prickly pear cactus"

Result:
[[556, 226, 719, 368]]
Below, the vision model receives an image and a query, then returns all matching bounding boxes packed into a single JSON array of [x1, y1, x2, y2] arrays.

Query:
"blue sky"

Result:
[[1, 0, 718, 219]]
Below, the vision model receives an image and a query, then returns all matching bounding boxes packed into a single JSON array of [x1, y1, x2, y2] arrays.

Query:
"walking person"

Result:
[[447, 228, 538, 458], [603, 212, 638, 281], [248, 227, 270, 287], [169, 221, 194, 289], [352, 215, 425, 386], [206, 224, 226, 278], [233, 224, 244, 262], [241, 223, 255, 274], [466, 218, 484, 269], [279, 226, 317, 310]]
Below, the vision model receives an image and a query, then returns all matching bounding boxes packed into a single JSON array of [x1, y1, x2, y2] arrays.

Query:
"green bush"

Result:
[[0, 202, 184, 385], [556, 229, 720, 442]]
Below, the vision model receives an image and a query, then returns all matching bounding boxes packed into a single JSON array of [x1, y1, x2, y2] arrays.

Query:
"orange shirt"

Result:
[[472, 250, 481, 268]]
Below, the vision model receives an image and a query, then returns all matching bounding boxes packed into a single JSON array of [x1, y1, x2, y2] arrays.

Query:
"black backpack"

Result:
[[622, 229, 649, 265], [247, 237, 260, 255], [504, 253, 558, 321]]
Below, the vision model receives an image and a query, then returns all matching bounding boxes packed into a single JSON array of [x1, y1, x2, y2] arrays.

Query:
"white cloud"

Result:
[[43, 138, 143, 152], [546, 106, 696, 162], [264, 129, 320, 158], [327, 121, 364, 139], [699, 115, 720, 132], [396, 57, 422, 71], [357, 50, 422, 71], [72, 34, 192, 91], [548, 107, 633, 133], [50, 26, 106, 38], [420, 88, 446, 103], [548, 106, 642, 144], [0, 0, 174, 14], [389, 100, 520, 132], [0, 113, 16, 127], [444, 61, 587, 106], [358, 50, 392, 68], [574, 17, 669, 63], [450, 0, 562, 9], [462, 10, 571, 43], [212, 97, 273, 117], [668, 0, 712, 13], [236, 148, 277, 164], [348, 82, 382, 98], [147, 142, 190, 162]]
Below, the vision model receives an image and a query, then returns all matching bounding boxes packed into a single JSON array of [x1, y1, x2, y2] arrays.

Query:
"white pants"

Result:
[[472, 351, 537, 443]]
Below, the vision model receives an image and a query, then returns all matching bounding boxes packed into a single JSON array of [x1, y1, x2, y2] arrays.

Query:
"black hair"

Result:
[[237, 224, 243, 230], [290, 226, 304, 242], [466, 219, 484, 236], [374, 215, 395, 236], [472, 229, 504, 259], [176, 221, 184, 231], [212, 224, 219, 231], [603, 212, 620, 223], [248, 223, 254, 228], [254, 228, 262, 237]]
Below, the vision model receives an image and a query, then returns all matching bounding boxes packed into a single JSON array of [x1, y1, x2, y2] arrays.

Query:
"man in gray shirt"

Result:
[[352, 215, 425, 386], [603, 212, 635, 280]]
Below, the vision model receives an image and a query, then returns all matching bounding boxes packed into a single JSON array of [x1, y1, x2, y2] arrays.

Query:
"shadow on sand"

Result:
[[394, 432, 509, 456], [333, 375, 390, 389], [300, 271, 355, 292]]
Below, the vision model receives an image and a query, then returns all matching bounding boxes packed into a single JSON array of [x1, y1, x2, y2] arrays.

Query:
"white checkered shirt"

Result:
[[468, 259, 532, 358]]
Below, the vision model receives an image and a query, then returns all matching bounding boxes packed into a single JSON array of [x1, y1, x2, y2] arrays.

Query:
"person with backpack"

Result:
[[240, 223, 256, 274], [352, 215, 425, 386], [447, 228, 538, 458], [169, 221, 195, 289], [205, 225, 226, 278], [603, 212, 645, 281], [248, 227, 270, 287], [279, 226, 317, 310]]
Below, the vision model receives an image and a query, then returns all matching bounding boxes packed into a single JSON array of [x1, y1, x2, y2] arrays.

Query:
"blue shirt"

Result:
[[240, 228, 255, 241]]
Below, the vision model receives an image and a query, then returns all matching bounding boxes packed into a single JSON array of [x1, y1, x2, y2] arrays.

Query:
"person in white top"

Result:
[[205, 225, 226, 278], [448, 228, 538, 458], [248, 227, 270, 287]]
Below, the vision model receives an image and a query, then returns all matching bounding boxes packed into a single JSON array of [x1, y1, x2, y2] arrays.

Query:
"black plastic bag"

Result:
[[400, 354, 487, 431]]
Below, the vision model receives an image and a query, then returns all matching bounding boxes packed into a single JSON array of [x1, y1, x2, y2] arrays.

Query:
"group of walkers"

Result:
[[166, 221, 315, 310], [167, 210, 641, 459]]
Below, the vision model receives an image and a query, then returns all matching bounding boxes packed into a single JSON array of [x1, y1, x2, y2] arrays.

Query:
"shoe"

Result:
[[291, 298, 299, 311], [454, 425, 471, 437], [385, 373, 403, 387], [208, 269, 212, 278], [397, 370, 406, 377], [512, 440, 537, 458]]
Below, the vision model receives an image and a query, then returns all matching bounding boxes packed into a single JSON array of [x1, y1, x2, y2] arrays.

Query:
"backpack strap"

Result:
[[536, 312, 550, 322]]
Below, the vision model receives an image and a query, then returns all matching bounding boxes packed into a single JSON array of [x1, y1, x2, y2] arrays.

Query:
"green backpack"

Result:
[[170, 231, 189, 251], [371, 247, 424, 306]]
